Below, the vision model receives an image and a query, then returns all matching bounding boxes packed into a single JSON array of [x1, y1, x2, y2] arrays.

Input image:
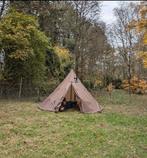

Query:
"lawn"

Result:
[[0, 90, 147, 158]]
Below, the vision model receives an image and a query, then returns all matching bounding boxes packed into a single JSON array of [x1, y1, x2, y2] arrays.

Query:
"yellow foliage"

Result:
[[138, 51, 147, 68], [128, 3, 147, 68], [143, 33, 147, 44], [122, 76, 147, 94], [53, 46, 71, 61], [0, 9, 48, 61], [94, 79, 102, 87], [53, 45, 73, 72], [107, 83, 113, 93]]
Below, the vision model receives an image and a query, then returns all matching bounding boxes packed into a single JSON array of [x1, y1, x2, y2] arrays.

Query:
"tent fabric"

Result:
[[39, 69, 102, 113]]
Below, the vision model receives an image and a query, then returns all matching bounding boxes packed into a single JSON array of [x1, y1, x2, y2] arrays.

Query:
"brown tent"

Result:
[[39, 70, 102, 113]]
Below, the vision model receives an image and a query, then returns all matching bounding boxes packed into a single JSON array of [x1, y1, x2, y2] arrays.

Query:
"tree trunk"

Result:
[[0, 0, 6, 19], [18, 77, 23, 99], [128, 54, 131, 95], [74, 37, 81, 76], [37, 88, 40, 102]]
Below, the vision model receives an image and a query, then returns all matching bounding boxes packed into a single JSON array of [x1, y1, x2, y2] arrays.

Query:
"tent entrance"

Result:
[[65, 84, 76, 101], [61, 84, 80, 111]]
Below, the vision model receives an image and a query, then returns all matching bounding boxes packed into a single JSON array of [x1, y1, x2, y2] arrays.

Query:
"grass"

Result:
[[0, 90, 147, 158]]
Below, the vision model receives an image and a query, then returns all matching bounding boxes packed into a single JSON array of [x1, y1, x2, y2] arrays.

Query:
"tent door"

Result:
[[65, 84, 76, 101]]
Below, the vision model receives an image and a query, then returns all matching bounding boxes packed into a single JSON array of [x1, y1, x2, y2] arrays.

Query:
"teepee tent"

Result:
[[39, 70, 102, 113]]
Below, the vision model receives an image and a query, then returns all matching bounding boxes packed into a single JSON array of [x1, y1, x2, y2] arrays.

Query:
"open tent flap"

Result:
[[72, 82, 102, 113], [65, 84, 76, 101], [63, 84, 82, 110]]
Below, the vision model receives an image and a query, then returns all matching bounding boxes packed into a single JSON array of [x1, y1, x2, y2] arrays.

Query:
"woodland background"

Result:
[[0, 1, 147, 98]]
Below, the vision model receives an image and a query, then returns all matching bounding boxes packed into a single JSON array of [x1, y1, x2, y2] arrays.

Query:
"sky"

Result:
[[100, 1, 141, 24]]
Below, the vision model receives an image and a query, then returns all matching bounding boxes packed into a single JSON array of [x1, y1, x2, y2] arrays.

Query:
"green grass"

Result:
[[0, 90, 147, 158]]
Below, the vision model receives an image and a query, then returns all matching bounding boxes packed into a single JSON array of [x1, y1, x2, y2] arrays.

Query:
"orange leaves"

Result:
[[122, 76, 147, 94], [128, 2, 147, 68], [107, 83, 113, 96], [140, 4, 147, 19], [143, 33, 147, 45]]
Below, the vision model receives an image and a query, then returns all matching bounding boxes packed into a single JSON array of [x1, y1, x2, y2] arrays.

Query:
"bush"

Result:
[[122, 76, 147, 94], [112, 79, 122, 89], [40, 80, 59, 96], [83, 80, 94, 90]]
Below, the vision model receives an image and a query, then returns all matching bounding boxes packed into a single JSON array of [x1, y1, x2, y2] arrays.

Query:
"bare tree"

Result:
[[108, 2, 140, 94], [69, 1, 101, 75]]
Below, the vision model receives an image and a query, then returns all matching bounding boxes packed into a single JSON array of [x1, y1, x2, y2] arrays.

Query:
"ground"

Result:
[[0, 90, 147, 158]]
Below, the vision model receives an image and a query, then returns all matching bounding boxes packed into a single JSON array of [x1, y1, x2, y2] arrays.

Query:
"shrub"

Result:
[[122, 76, 147, 94], [40, 80, 59, 96], [83, 80, 94, 90], [112, 79, 122, 89]]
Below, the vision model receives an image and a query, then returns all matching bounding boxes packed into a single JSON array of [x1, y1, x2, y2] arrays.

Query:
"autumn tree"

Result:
[[9, 1, 109, 81], [53, 45, 73, 80], [128, 2, 147, 68], [3, 1, 114, 90], [108, 2, 141, 93], [0, 9, 50, 96]]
